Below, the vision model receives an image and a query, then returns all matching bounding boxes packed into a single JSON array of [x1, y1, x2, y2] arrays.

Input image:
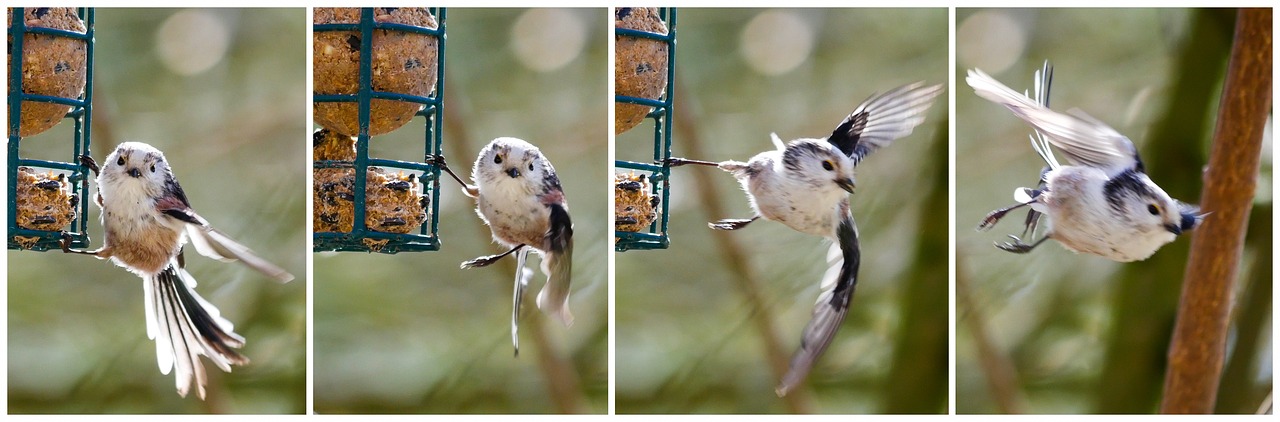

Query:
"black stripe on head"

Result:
[[782, 141, 829, 174], [1103, 168, 1157, 214], [542, 169, 563, 193]]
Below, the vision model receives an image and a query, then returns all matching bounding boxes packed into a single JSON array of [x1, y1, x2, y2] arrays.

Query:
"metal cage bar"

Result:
[[7, 7, 95, 251], [614, 7, 675, 251], [312, 7, 446, 253]]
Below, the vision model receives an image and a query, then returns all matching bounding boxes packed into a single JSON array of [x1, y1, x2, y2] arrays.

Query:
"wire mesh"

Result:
[[312, 7, 446, 253], [614, 7, 675, 252], [7, 7, 95, 251]]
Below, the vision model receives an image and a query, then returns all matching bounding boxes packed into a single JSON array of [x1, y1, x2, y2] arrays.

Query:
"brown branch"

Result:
[[1160, 8, 1272, 414], [671, 78, 813, 413], [442, 79, 588, 414], [1214, 204, 1272, 413]]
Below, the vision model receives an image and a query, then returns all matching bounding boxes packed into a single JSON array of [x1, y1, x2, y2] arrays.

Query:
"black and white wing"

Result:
[[156, 197, 293, 283], [776, 202, 861, 397], [828, 82, 944, 164], [536, 202, 575, 327], [967, 68, 1142, 176], [143, 257, 249, 399]]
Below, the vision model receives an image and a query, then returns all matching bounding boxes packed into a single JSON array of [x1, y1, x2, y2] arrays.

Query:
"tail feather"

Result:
[[512, 248, 532, 355], [145, 261, 248, 399]]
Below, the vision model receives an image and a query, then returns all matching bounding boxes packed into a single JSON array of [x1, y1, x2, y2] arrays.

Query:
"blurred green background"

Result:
[[956, 8, 1272, 414], [616, 8, 949, 413], [311, 9, 608, 414], [7, 8, 307, 413]]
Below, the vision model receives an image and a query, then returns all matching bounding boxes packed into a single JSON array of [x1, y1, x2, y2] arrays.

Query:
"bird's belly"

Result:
[[99, 194, 183, 274], [104, 220, 182, 274], [756, 196, 836, 237], [478, 197, 551, 249]]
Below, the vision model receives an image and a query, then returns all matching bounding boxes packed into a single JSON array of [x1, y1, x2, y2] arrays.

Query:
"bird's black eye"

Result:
[[116, 156, 125, 166], [150, 164, 156, 173], [494, 155, 502, 164], [1147, 204, 1160, 215], [528, 163, 534, 171], [822, 161, 834, 171]]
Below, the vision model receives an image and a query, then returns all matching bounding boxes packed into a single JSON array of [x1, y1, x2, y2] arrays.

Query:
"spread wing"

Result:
[[967, 67, 1142, 176], [828, 82, 944, 164], [776, 202, 861, 397], [153, 181, 293, 283], [536, 202, 574, 327]]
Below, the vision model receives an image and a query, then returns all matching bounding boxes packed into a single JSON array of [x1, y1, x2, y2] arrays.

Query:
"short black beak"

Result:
[[506, 168, 520, 178], [1179, 212, 1199, 233], [127, 168, 142, 178], [836, 178, 856, 194], [1165, 223, 1182, 236]]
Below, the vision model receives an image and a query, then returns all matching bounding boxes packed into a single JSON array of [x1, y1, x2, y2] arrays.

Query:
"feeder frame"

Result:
[[313, 7, 447, 253], [614, 7, 675, 252], [7, 7, 95, 252]]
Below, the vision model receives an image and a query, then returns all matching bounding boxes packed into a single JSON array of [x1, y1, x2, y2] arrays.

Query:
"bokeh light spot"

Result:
[[957, 10, 1025, 74], [155, 9, 230, 76], [510, 9, 587, 73], [739, 10, 814, 76]]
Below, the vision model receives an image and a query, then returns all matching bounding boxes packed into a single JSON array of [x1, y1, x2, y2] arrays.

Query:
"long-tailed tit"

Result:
[[452, 137, 573, 355], [60, 141, 293, 399], [671, 82, 943, 396], [967, 63, 1202, 262]]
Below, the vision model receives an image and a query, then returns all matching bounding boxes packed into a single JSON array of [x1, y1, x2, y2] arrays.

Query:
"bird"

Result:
[[670, 82, 943, 396], [59, 141, 293, 399], [450, 137, 574, 356], [967, 63, 1202, 262]]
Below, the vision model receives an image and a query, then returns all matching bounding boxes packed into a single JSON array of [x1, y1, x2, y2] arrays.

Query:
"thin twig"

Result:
[[956, 264, 1024, 414]]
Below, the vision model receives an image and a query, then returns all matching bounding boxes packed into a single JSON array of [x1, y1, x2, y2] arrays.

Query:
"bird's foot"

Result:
[[666, 157, 720, 167], [79, 155, 99, 176], [995, 235, 1038, 254], [461, 254, 505, 269], [977, 208, 1011, 232], [58, 231, 95, 255], [460, 244, 526, 269], [709, 217, 757, 231]]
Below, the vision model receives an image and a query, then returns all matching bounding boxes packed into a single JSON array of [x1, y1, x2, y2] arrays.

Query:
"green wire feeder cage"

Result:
[[313, 7, 446, 254], [7, 7, 95, 251], [614, 7, 675, 252]]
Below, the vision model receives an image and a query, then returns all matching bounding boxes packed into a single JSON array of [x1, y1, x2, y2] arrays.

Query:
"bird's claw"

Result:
[[977, 209, 1007, 232], [666, 157, 720, 168], [460, 254, 504, 269], [995, 235, 1035, 253], [708, 219, 751, 231], [58, 231, 94, 255], [58, 231, 74, 252], [79, 155, 99, 176]]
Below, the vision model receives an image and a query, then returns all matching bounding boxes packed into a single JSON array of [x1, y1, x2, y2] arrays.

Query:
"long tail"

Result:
[[776, 203, 861, 397], [143, 260, 249, 399], [511, 248, 532, 356]]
